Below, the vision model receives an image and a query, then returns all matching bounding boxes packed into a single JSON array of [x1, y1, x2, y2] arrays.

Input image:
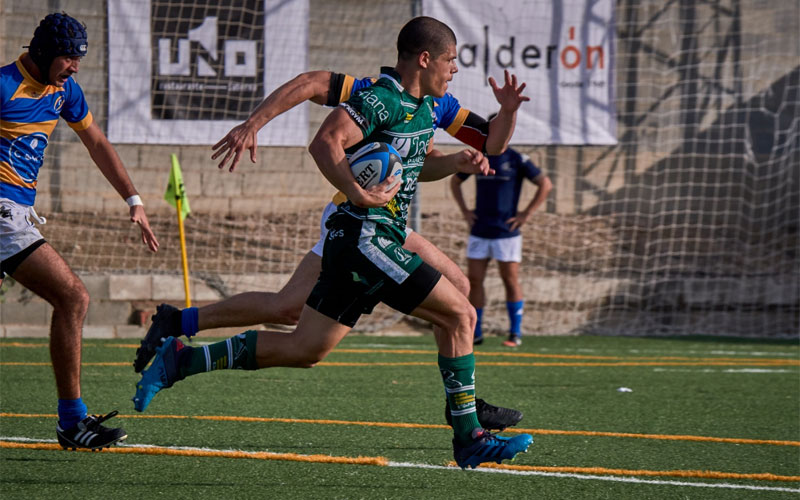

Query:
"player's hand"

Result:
[[462, 209, 477, 228], [130, 205, 159, 252], [506, 211, 531, 232], [454, 149, 494, 176], [211, 121, 258, 172], [489, 70, 530, 113], [350, 175, 402, 208]]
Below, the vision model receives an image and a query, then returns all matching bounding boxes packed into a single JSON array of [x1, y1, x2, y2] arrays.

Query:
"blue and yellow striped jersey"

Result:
[[1, 55, 93, 205]]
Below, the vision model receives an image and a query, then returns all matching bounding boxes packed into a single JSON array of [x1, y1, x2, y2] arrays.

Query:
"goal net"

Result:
[[1, 0, 797, 337]]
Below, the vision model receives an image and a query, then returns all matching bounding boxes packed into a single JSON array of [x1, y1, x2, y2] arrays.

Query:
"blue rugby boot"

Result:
[[453, 429, 533, 469], [133, 336, 186, 412], [134, 303, 181, 373]]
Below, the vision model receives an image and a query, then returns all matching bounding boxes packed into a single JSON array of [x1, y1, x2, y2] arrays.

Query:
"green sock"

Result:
[[438, 353, 481, 445], [181, 330, 260, 377]]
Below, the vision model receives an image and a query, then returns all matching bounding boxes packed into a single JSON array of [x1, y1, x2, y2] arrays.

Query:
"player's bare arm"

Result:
[[212, 70, 333, 172], [485, 70, 529, 155], [507, 174, 552, 231], [419, 148, 494, 182], [75, 123, 159, 252], [449, 175, 477, 227], [308, 107, 400, 208]]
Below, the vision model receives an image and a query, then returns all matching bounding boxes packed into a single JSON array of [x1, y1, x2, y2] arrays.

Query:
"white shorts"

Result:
[[310, 202, 415, 257], [466, 234, 522, 262], [0, 198, 46, 262], [310, 202, 339, 257]]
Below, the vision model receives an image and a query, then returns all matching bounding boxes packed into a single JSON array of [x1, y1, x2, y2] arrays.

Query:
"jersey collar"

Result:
[[379, 66, 404, 92]]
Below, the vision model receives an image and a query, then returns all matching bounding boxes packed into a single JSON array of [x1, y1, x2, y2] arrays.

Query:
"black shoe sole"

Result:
[[57, 433, 127, 451]]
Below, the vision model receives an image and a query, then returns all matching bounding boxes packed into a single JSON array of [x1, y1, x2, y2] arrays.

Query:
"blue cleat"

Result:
[[453, 429, 533, 469], [132, 336, 186, 412]]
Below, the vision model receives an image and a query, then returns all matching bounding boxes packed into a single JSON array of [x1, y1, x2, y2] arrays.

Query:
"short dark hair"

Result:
[[396, 16, 456, 61]]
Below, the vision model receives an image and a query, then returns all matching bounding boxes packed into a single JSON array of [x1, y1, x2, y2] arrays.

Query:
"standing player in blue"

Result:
[[0, 13, 159, 450], [136, 67, 530, 430], [133, 16, 533, 469], [450, 121, 552, 346]]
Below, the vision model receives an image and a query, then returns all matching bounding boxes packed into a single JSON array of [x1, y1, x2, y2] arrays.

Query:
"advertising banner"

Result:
[[423, 0, 617, 145], [108, 0, 308, 145]]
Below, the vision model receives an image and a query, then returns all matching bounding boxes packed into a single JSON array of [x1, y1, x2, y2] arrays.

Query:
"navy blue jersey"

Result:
[[456, 148, 542, 239]]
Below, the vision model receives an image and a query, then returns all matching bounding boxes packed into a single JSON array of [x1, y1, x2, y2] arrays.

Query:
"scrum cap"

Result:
[[26, 12, 88, 84]]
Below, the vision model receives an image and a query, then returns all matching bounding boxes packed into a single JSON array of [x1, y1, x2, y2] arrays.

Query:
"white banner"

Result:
[[423, 0, 616, 145], [108, 0, 308, 145]]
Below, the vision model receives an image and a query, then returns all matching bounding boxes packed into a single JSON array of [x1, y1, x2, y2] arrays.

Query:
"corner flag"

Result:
[[165, 154, 190, 221]]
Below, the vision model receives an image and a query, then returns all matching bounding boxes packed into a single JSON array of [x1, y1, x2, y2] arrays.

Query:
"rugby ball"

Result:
[[348, 142, 403, 189]]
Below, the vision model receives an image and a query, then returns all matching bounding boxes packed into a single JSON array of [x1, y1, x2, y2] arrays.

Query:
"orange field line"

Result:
[[2, 440, 796, 482], [2, 342, 797, 365], [0, 440, 388, 466], [3, 412, 797, 447], [471, 462, 800, 482]]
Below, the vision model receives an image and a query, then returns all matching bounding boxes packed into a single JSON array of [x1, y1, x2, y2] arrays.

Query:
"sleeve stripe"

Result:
[[66, 111, 93, 131], [444, 107, 469, 136], [339, 75, 355, 105]]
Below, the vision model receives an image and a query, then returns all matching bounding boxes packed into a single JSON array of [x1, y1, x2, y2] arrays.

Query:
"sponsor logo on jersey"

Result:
[[340, 102, 370, 131], [360, 90, 390, 122]]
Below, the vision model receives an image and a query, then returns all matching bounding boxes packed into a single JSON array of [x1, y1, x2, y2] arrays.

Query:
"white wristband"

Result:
[[125, 195, 143, 207]]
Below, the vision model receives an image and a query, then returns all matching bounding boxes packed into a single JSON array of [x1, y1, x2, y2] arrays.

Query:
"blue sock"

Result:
[[181, 307, 199, 338], [474, 308, 483, 339], [506, 300, 524, 336], [57, 398, 87, 429]]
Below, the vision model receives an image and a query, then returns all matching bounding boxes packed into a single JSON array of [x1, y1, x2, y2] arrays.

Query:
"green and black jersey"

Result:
[[337, 67, 436, 240]]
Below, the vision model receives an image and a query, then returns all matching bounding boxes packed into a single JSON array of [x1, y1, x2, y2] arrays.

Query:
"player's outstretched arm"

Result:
[[485, 70, 530, 155], [212, 70, 333, 172], [419, 148, 494, 182], [75, 123, 159, 252]]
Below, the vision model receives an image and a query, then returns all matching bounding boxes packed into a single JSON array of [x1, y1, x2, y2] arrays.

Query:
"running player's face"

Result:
[[49, 55, 81, 87], [425, 44, 458, 98]]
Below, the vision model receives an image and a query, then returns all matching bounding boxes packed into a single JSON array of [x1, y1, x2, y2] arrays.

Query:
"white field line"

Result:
[[2, 436, 798, 494]]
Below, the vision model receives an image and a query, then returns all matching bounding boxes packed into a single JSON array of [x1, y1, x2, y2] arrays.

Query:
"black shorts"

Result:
[[306, 214, 441, 327], [0, 238, 46, 278]]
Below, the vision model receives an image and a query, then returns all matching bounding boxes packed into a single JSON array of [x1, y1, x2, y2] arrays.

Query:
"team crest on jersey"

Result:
[[376, 236, 393, 249], [54, 96, 65, 113], [393, 247, 411, 263], [390, 138, 411, 158]]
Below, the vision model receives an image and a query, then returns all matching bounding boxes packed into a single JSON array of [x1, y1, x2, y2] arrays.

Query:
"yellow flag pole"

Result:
[[175, 197, 191, 307]]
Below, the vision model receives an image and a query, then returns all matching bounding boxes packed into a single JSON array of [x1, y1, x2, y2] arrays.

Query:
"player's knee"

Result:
[[52, 277, 89, 316], [291, 350, 327, 368], [282, 341, 330, 368], [444, 297, 476, 337], [275, 304, 301, 326], [271, 292, 304, 326]]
